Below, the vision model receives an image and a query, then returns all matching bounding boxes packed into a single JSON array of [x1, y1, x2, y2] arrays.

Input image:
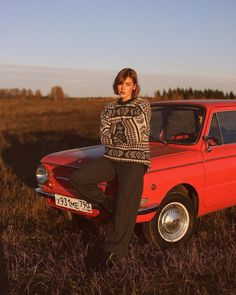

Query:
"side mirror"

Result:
[[203, 136, 219, 152]]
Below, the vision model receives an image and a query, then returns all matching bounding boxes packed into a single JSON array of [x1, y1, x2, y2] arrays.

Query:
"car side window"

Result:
[[208, 113, 222, 145], [217, 111, 236, 144]]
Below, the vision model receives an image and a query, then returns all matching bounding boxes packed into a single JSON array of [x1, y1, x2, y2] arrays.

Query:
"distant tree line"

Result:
[[0, 86, 235, 100], [154, 88, 236, 100], [0, 88, 42, 99], [0, 86, 65, 100]]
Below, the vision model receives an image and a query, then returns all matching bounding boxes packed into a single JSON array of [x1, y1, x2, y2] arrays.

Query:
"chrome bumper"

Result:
[[35, 188, 159, 215]]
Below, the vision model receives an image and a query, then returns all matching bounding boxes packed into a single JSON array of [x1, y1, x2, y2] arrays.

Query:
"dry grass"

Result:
[[0, 98, 235, 295]]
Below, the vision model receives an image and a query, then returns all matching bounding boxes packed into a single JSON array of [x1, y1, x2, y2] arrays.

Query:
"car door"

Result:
[[202, 108, 236, 209]]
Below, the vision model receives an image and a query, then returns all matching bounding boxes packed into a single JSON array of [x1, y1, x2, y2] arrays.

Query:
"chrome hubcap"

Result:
[[158, 202, 189, 242]]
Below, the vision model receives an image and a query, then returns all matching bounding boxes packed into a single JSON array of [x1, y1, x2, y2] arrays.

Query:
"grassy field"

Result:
[[0, 98, 235, 295]]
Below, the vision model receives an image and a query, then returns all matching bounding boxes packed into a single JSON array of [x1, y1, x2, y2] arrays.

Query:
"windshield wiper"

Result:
[[149, 135, 169, 146], [159, 139, 169, 146]]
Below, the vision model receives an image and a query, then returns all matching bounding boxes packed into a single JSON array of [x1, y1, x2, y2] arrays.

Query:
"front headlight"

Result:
[[36, 165, 49, 185]]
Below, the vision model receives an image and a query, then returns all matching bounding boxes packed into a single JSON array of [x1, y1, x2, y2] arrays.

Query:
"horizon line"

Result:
[[1, 64, 235, 96]]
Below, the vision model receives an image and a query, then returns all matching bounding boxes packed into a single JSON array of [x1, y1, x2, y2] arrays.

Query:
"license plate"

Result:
[[55, 194, 92, 213]]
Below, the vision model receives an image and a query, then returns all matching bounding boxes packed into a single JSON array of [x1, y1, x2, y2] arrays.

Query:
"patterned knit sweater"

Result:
[[100, 96, 151, 167]]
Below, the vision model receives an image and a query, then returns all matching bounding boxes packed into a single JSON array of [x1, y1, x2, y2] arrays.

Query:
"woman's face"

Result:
[[117, 77, 136, 100]]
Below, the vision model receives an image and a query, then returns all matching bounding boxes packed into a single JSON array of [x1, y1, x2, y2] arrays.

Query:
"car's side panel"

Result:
[[139, 156, 206, 220], [202, 108, 236, 210]]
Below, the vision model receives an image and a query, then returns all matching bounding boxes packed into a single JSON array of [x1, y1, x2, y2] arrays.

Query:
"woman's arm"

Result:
[[140, 99, 151, 142], [100, 106, 113, 146]]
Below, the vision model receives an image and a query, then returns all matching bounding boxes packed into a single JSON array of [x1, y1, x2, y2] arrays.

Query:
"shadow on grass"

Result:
[[0, 225, 10, 295], [1, 131, 100, 187]]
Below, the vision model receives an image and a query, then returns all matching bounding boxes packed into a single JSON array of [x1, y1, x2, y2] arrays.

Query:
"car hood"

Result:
[[41, 144, 105, 167], [41, 143, 201, 170], [149, 143, 202, 171]]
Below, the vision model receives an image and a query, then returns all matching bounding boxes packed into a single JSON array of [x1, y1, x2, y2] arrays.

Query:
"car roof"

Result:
[[150, 99, 236, 108]]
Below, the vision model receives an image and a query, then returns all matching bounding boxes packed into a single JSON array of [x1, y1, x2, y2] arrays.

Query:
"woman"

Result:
[[69, 68, 151, 270]]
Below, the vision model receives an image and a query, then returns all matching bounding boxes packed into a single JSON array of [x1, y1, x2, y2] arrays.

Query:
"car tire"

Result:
[[141, 192, 196, 248]]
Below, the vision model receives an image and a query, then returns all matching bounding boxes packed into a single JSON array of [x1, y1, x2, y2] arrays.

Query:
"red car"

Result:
[[35, 100, 236, 247]]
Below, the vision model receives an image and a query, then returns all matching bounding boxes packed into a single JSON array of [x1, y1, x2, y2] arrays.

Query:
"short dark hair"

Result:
[[113, 68, 140, 98]]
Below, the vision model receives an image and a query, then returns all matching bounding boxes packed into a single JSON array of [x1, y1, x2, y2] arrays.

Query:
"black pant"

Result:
[[69, 156, 147, 256]]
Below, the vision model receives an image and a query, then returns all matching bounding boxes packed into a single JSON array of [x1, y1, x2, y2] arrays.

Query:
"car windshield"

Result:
[[150, 105, 205, 145]]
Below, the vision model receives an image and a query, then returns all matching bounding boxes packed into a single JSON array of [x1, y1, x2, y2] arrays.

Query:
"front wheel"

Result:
[[142, 192, 196, 248]]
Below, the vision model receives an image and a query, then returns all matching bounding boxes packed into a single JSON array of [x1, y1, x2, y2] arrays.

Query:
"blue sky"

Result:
[[0, 0, 236, 96]]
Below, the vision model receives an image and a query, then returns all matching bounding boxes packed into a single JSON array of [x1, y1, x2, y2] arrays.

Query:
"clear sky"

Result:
[[0, 0, 236, 96]]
